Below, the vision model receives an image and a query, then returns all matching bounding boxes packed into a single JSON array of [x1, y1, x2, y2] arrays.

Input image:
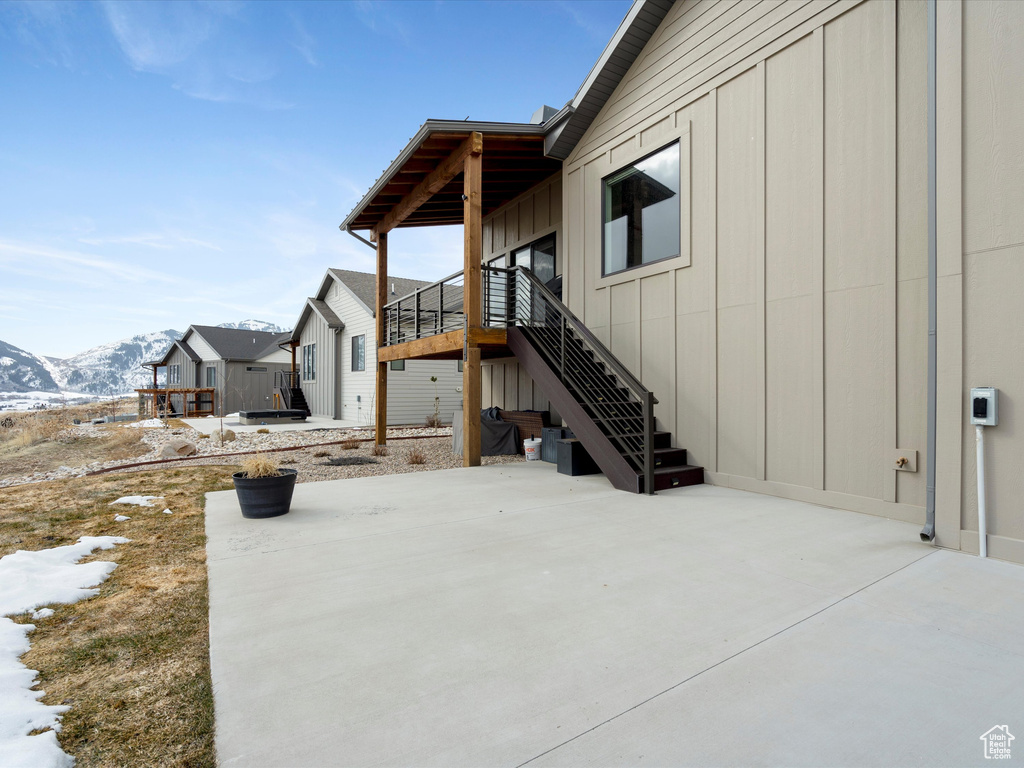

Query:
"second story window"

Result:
[[602, 140, 680, 275], [168, 364, 180, 385]]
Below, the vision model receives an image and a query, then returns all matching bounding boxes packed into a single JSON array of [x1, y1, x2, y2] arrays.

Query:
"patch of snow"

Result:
[[109, 496, 163, 507], [30, 608, 53, 620], [113, 515, 131, 522], [125, 418, 165, 429], [162, 509, 173, 515], [0, 536, 128, 767]]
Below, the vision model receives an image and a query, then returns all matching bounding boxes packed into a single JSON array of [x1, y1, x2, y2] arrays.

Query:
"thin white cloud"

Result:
[[98, 0, 291, 109], [0, 240, 181, 286], [78, 232, 224, 252], [2, 0, 77, 68], [288, 13, 318, 67]]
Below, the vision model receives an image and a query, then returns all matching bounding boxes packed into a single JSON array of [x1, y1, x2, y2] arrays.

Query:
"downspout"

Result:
[[343, 225, 377, 251], [921, 0, 938, 542]]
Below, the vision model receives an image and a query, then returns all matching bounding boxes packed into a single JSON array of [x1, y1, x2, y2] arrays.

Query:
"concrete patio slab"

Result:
[[206, 463, 1024, 767], [183, 414, 360, 433]]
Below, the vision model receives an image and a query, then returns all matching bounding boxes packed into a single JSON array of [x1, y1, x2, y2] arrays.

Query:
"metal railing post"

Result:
[[414, 289, 421, 341], [437, 282, 443, 335], [643, 391, 655, 495], [559, 315, 566, 382]]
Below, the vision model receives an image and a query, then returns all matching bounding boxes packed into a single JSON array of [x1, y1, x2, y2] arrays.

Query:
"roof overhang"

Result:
[[341, 119, 565, 234], [291, 297, 345, 342]]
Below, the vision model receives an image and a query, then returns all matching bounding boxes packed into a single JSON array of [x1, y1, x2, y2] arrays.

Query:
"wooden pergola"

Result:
[[345, 125, 560, 466]]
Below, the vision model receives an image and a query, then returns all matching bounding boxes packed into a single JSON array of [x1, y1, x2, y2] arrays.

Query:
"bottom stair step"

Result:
[[641, 465, 704, 493]]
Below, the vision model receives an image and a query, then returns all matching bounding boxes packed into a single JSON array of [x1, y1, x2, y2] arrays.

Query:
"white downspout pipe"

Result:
[[976, 425, 988, 558]]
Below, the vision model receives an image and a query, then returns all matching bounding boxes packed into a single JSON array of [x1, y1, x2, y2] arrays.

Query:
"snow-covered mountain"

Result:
[[47, 329, 184, 395], [216, 320, 288, 333], [1, 320, 291, 396], [0, 340, 61, 393]]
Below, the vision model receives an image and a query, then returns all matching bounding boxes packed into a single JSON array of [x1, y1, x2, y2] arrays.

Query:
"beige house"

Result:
[[340, 0, 1024, 564]]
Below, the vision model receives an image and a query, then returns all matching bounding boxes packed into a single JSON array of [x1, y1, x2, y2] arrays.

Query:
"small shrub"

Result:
[[256, 428, 270, 434], [197, 433, 210, 440], [340, 439, 360, 450], [370, 443, 388, 457], [237, 454, 280, 479], [312, 450, 331, 458], [424, 414, 442, 428], [407, 447, 427, 465]]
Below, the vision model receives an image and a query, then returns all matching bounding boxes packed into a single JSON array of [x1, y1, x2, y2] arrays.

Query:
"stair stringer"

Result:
[[507, 326, 641, 493]]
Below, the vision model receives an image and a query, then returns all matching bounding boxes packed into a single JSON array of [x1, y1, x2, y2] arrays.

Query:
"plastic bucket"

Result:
[[524, 438, 542, 461]]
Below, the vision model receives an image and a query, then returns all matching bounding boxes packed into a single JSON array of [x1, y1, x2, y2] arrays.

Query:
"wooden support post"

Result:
[[151, 367, 158, 417], [462, 133, 483, 467], [375, 231, 389, 445], [290, 342, 297, 373]]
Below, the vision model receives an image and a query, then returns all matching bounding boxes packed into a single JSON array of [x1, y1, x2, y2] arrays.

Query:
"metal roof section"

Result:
[[339, 0, 674, 232], [545, 0, 675, 160], [340, 115, 567, 234]]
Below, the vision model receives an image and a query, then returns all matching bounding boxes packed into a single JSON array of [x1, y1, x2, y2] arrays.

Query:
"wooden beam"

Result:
[[375, 327, 507, 362], [462, 346, 481, 467], [373, 132, 483, 238], [375, 232, 388, 445], [462, 139, 483, 468]]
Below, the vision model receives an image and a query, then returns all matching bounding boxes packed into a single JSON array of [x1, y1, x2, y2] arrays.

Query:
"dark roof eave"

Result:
[[340, 116, 564, 234]]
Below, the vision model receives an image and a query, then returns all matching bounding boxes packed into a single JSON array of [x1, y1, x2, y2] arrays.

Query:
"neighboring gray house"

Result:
[[291, 269, 463, 425], [145, 325, 293, 416]]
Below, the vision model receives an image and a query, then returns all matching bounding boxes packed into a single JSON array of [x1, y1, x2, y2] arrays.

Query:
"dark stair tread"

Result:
[[640, 464, 705, 492]]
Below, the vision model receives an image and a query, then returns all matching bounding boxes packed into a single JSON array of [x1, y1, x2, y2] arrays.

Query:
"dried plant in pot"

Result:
[[232, 454, 297, 519]]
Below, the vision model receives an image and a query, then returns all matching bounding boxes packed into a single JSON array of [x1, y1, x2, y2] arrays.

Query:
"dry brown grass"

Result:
[[0, 466, 231, 767], [424, 414, 443, 428], [340, 439, 360, 451], [237, 454, 280, 478], [311, 450, 331, 458], [0, 421, 149, 481], [371, 443, 389, 457], [407, 447, 427, 465], [255, 428, 270, 435]]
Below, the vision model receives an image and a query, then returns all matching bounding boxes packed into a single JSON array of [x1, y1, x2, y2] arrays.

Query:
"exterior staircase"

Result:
[[505, 268, 703, 494], [274, 371, 311, 417]]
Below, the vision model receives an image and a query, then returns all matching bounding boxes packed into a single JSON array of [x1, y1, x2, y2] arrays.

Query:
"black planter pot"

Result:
[[232, 469, 298, 519]]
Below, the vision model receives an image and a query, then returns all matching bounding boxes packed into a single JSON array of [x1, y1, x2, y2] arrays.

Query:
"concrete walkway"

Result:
[[206, 462, 1024, 767], [183, 414, 360, 433]]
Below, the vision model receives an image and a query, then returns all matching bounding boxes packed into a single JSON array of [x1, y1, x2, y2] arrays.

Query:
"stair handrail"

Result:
[[510, 266, 658, 494], [510, 266, 657, 406]]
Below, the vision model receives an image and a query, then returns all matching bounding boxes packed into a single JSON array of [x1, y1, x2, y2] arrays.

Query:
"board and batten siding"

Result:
[[165, 346, 197, 388], [480, 172, 561, 415], [299, 276, 463, 425], [957, 0, 1024, 562], [563, 0, 930, 525]]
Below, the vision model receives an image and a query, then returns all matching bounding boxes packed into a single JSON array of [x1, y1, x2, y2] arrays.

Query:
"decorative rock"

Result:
[[159, 439, 198, 458]]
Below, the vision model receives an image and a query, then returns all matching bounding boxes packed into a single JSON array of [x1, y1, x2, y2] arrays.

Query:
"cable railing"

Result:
[[509, 266, 657, 494], [380, 263, 657, 493], [383, 266, 510, 345]]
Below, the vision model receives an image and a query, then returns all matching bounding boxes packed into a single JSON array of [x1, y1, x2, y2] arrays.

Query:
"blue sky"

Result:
[[0, 0, 630, 358]]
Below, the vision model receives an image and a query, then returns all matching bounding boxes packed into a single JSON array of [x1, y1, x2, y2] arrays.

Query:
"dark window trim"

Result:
[[351, 335, 365, 372], [600, 139, 681, 277]]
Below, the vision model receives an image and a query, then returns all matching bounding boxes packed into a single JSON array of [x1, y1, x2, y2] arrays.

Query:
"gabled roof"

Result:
[[189, 325, 291, 361], [291, 269, 436, 341], [145, 338, 200, 367], [291, 298, 344, 342], [544, 0, 675, 160], [339, 0, 676, 232], [326, 269, 432, 314]]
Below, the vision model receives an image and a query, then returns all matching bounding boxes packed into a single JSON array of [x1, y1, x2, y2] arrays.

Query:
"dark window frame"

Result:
[[351, 335, 365, 372], [601, 140, 681, 277]]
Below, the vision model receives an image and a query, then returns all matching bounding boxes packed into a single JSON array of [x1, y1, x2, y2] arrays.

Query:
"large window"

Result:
[[206, 366, 216, 387], [351, 335, 365, 372], [602, 141, 680, 275], [302, 343, 316, 381], [168, 365, 180, 385]]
